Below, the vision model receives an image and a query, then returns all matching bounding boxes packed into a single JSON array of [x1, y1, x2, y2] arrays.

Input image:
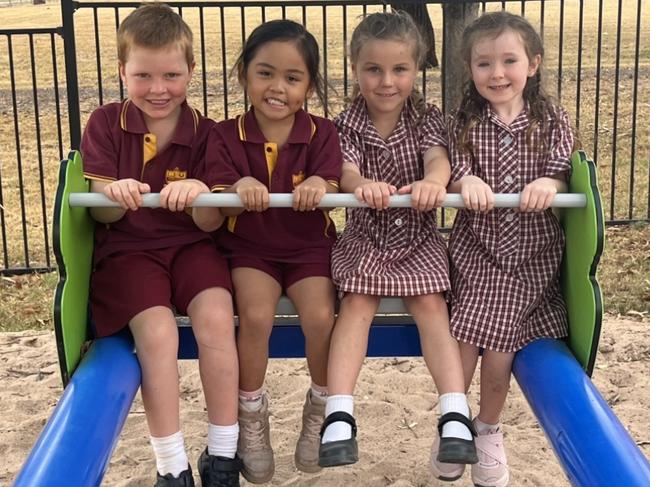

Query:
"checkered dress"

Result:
[[331, 97, 450, 296], [448, 104, 574, 352]]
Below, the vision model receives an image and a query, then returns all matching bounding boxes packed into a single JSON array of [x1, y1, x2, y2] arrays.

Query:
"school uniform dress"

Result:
[[331, 96, 450, 296], [448, 104, 575, 352], [81, 99, 231, 336], [209, 108, 342, 269]]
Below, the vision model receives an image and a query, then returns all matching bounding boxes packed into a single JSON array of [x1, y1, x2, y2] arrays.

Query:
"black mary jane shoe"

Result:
[[436, 412, 479, 465], [318, 411, 359, 468]]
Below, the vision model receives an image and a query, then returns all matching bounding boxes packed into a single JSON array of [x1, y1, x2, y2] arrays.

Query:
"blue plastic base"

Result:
[[15, 332, 650, 487]]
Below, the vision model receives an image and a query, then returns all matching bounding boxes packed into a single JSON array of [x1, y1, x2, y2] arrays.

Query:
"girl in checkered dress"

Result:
[[437, 12, 576, 486], [318, 11, 478, 471]]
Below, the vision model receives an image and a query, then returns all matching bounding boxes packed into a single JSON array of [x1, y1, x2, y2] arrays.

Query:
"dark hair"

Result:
[[348, 11, 428, 119], [233, 19, 325, 106], [456, 11, 566, 154], [117, 3, 193, 67]]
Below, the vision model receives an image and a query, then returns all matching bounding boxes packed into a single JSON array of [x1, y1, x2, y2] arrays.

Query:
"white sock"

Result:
[[474, 417, 501, 435], [207, 422, 239, 459], [239, 389, 264, 412], [150, 431, 188, 477], [321, 394, 354, 444], [439, 392, 473, 441]]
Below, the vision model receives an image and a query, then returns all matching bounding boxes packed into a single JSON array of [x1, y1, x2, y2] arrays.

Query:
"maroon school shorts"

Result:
[[230, 256, 331, 291], [90, 239, 231, 337]]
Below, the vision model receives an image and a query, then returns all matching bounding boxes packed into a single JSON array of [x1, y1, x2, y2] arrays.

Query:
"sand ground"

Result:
[[1, 317, 648, 486]]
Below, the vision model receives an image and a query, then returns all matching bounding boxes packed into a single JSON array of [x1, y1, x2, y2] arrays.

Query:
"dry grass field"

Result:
[[0, 0, 648, 318]]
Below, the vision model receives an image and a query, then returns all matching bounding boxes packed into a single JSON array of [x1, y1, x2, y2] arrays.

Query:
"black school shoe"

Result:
[[155, 466, 195, 487], [198, 448, 242, 487], [318, 411, 359, 468], [436, 412, 479, 464]]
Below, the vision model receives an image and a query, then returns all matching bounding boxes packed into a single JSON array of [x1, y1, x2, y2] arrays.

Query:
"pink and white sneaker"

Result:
[[471, 427, 509, 487], [430, 434, 465, 482]]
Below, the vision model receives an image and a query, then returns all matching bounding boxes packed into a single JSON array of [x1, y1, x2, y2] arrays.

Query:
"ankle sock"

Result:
[[150, 430, 189, 477], [239, 387, 265, 413], [310, 382, 328, 405], [321, 394, 354, 444], [207, 422, 239, 459], [439, 392, 473, 441], [474, 417, 501, 435]]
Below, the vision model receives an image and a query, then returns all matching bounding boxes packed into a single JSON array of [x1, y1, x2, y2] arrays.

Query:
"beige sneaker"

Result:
[[471, 428, 509, 487], [294, 390, 325, 473], [237, 394, 274, 483]]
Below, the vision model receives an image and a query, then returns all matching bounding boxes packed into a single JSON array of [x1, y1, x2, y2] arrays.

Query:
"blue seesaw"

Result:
[[14, 150, 650, 486]]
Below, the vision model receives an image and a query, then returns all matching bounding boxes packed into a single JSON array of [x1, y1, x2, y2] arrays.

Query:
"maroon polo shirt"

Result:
[[81, 99, 217, 263], [208, 108, 343, 263]]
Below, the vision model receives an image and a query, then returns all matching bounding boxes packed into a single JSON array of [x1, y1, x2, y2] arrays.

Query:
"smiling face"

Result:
[[240, 40, 313, 131], [119, 44, 193, 126], [469, 28, 540, 119], [352, 38, 418, 123]]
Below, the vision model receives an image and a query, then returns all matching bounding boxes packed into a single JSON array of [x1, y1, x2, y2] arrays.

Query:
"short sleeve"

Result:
[[80, 107, 119, 182], [306, 118, 343, 187], [334, 120, 363, 168], [448, 114, 474, 182], [543, 107, 574, 180], [203, 122, 246, 192], [419, 104, 447, 156]]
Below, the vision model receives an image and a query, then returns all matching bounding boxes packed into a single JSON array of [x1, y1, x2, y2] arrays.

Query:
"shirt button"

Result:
[[504, 212, 515, 222], [394, 218, 403, 226], [501, 135, 513, 146], [504, 175, 514, 184], [266, 147, 273, 153]]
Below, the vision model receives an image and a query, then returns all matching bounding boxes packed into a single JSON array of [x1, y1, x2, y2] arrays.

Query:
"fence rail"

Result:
[[1, 0, 648, 274]]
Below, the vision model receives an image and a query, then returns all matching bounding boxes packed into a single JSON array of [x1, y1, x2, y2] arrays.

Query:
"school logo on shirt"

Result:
[[292, 171, 305, 187], [165, 167, 187, 183]]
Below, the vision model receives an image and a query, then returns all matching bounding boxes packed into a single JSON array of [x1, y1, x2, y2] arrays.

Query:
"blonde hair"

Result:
[[117, 3, 194, 67]]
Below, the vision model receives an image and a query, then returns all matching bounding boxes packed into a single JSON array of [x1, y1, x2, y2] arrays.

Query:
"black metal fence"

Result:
[[1, 0, 648, 274]]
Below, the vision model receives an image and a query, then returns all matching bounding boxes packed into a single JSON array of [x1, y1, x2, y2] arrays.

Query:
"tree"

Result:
[[390, 2, 438, 68], [442, 2, 478, 112]]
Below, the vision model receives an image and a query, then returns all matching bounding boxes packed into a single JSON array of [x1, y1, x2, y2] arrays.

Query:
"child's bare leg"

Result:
[[459, 341, 481, 392], [319, 293, 379, 467], [130, 306, 181, 436], [130, 306, 187, 476], [404, 294, 464, 393], [327, 293, 380, 394], [286, 276, 336, 472], [187, 287, 240, 460], [232, 268, 282, 391], [286, 276, 336, 386], [471, 349, 513, 487], [477, 350, 514, 425], [232, 267, 281, 483], [405, 294, 477, 465]]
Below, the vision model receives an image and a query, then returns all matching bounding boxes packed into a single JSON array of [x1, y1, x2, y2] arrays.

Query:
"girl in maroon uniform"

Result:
[[441, 12, 576, 486], [318, 11, 477, 471], [208, 20, 342, 483]]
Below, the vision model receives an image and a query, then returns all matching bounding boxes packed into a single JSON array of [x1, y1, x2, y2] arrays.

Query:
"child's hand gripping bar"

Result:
[[69, 193, 587, 208]]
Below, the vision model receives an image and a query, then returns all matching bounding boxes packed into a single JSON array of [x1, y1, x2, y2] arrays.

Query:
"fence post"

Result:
[[60, 0, 81, 149]]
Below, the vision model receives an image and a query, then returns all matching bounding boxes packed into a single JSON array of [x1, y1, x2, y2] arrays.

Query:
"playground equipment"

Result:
[[14, 150, 650, 486]]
